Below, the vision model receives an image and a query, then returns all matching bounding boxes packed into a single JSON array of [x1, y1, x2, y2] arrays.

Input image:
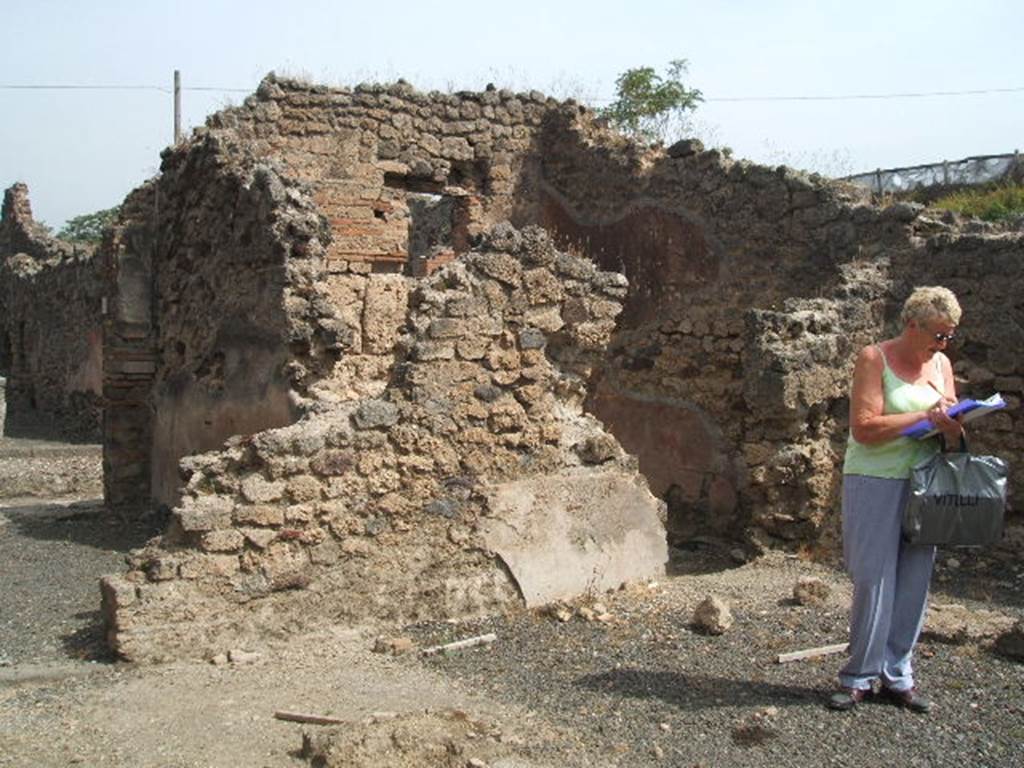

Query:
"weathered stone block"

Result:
[[201, 529, 245, 553], [693, 595, 733, 635], [146, 556, 180, 581], [667, 138, 704, 158], [456, 337, 489, 360], [234, 505, 285, 526], [179, 554, 240, 579], [489, 399, 527, 433], [310, 449, 356, 477], [177, 495, 234, 532], [470, 252, 522, 286], [412, 340, 456, 361], [428, 318, 466, 338], [362, 276, 409, 354], [440, 136, 473, 161], [576, 435, 618, 464], [523, 268, 564, 305], [287, 474, 323, 502], [340, 538, 373, 557], [524, 306, 564, 333], [353, 399, 400, 429], [240, 475, 286, 504], [100, 575, 138, 611], [241, 528, 276, 549], [793, 576, 831, 606], [285, 504, 316, 524], [518, 327, 546, 350]]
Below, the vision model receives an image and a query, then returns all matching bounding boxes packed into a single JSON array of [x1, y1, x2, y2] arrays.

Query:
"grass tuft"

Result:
[[931, 183, 1024, 222]]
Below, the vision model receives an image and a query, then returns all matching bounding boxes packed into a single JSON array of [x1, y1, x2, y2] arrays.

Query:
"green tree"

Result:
[[57, 205, 120, 244], [600, 60, 703, 143]]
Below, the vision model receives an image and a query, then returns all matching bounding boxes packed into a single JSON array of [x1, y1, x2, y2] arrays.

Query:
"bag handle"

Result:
[[937, 431, 968, 453]]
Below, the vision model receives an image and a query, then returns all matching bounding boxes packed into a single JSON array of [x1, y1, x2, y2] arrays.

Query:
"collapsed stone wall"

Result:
[[102, 226, 666, 662], [3, 75, 1016, 660], [113, 76, 905, 545], [525, 112, 1023, 549], [0, 184, 103, 441], [530, 117, 917, 546], [102, 74, 1022, 551], [101, 77, 573, 513]]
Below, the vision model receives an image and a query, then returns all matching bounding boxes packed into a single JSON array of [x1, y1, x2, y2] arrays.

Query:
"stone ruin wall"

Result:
[[532, 118, 893, 548], [113, 75, 922, 546], [102, 77, 570, 514], [891, 230, 1024, 466], [102, 225, 666, 662], [0, 183, 104, 441], [2, 75, 1021, 659], [523, 113, 1024, 550]]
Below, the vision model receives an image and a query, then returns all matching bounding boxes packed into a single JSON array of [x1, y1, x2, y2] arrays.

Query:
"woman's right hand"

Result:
[[926, 398, 963, 446]]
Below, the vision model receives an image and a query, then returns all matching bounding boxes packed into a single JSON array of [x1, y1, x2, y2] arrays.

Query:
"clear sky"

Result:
[[1, 0, 1020, 229]]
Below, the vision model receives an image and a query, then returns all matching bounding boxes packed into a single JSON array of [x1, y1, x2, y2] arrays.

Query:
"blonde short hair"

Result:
[[900, 286, 962, 327]]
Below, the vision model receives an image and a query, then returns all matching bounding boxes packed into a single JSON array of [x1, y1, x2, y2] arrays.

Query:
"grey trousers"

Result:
[[839, 474, 936, 692]]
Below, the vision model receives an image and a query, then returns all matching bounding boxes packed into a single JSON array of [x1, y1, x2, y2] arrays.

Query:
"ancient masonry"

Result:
[[1, 74, 1021, 660], [103, 226, 667, 661], [0, 184, 104, 441]]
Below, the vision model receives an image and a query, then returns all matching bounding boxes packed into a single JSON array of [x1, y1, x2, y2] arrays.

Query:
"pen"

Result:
[[927, 380, 954, 404]]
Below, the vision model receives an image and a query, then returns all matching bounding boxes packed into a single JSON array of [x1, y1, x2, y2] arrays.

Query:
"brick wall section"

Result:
[[0, 184, 103, 441], [203, 78, 558, 274], [102, 183, 159, 510]]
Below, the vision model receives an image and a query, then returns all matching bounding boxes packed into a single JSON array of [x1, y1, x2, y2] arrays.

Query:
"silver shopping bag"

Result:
[[904, 451, 1008, 546]]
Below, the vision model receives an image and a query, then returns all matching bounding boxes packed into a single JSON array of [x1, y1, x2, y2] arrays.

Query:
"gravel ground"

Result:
[[0, 498, 157, 666], [1, 440, 1023, 767], [0, 437, 103, 500], [404, 544, 1024, 768]]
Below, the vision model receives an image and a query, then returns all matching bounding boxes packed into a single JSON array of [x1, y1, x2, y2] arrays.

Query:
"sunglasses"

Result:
[[932, 330, 956, 343]]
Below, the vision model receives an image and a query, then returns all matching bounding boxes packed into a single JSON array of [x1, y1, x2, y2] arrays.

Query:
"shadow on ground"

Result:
[[61, 610, 118, 663], [667, 539, 748, 578], [575, 667, 823, 710], [4, 498, 162, 553]]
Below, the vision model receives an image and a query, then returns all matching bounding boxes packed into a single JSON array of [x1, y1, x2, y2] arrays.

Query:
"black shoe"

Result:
[[827, 687, 870, 711], [884, 686, 931, 714]]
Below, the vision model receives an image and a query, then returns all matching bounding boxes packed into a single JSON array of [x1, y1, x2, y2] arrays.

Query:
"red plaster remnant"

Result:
[[540, 189, 717, 324]]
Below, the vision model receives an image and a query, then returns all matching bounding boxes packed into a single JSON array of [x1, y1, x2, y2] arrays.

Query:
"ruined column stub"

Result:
[[102, 224, 667, 662]]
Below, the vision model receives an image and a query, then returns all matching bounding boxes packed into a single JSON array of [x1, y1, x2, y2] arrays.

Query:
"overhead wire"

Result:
[[702, 85, 1024, 103], [2, 83, 1022, 101], [0, 84, 249, 93]]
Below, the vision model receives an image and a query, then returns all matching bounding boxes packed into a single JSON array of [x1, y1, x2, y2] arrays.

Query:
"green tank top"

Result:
[[843, 348, 942, 479]]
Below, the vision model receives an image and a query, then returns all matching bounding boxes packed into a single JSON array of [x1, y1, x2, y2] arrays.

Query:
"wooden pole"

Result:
[[776, 642, 848, 664], [274, 710, 346, 726], [420, 633, 497, 656], [173, 70, 181, 144]]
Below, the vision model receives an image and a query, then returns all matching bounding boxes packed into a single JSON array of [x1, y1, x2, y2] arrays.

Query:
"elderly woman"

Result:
[[829, 286, 964, 713]]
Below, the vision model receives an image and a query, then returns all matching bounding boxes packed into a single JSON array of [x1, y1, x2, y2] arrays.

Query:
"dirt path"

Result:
[[1, 626, 546, 768]]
